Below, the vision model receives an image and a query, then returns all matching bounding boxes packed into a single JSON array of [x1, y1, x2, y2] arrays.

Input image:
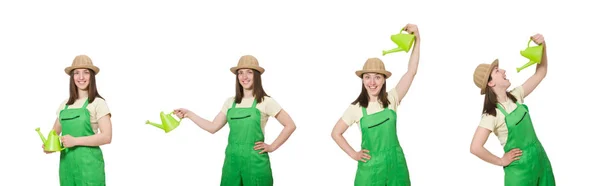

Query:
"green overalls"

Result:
[[498, 101, 555, 186], [220, 99, 273, 186], [58, 99, 106, 186], [355, 107, 410, 186]]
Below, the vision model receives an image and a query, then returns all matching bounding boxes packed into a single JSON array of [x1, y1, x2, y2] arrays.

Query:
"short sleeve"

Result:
[[341, 104, 360, 126], [387, 88, 400, 111], [94, 98, 111, 120], [56, 99, 67, 117], [264, 97, 282, 117], [221, 97, 234, 115], [478, 114, 496, 132], [510, 86, 525, 103]]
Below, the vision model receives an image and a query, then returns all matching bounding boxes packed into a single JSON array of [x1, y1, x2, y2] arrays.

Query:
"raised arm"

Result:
[[394, 23, 421, 102], [470, 126, 521, 167], [521, 34, 547, 98], [331, 119, 370, 162], [175, 108, 228, 134]]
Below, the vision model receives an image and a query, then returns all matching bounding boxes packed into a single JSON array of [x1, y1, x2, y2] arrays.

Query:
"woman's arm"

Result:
[[64, 114, 112, 147], [521, 34, 547, 98], [255, 109, 296, 153], [180, 110, 228, 134], [331, 119, 370, 162], [470, 126, 521, 166], [52, 118, 61, 135], [394, 24, 421, 102]]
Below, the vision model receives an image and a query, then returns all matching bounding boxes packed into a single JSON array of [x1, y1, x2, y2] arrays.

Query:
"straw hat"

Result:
[[473, 59, 499, 95], [64, 55, 100, 75], [230, 55, 265, 75], [355, 58, 392, 78]]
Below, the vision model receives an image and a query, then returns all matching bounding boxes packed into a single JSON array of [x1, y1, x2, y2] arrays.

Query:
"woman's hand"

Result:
[[501, 148, 522, 166], [531, 33, 545, 45], [173, 108, 192, 119], [42, 144, 54, 154], [254, 141, 274, 154], [61, 135, 78, 148], [353, 149, 371, 163], [404, 23, 420, 39]]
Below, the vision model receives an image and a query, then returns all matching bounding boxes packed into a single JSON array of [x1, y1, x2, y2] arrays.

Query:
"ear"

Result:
[[487, 80, 495, 87]]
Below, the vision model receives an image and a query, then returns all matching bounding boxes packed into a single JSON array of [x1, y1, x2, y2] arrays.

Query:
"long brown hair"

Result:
[[352, 75, 390, 108], [235, 69, 269, 104], [482, 75, 517, 116], [67, 69, 103, 105]]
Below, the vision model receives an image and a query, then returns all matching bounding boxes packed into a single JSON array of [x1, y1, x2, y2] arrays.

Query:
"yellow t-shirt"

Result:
[[56, 97, 111, 134], [478, 86, 525, 146], [341, 88, 400, 127], [220, 96, 282, 133]]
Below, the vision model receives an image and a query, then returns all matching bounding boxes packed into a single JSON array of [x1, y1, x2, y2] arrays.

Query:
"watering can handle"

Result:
[[168, 111, 183, 122], [527, 39, 542, 47]]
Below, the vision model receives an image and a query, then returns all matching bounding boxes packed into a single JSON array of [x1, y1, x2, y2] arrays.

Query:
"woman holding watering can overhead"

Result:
[[331, 23, 421, 186], [469, 34, 555, 185], [174, 55, 297, 186], [42, 55, 113, 186]]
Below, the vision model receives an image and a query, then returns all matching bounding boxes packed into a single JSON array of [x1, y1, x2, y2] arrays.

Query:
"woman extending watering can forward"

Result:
[[331, 23, 420, 186], [173, 55, 297, 186], [469, 34, 555, 185], [42, 55, 113, 186]]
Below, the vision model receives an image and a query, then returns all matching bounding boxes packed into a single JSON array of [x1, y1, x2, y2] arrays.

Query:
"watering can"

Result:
[[382, 27, 416, 56], [145, 111, 182, 133], [35, 127, 65, 152], [517, 39, 544, 73]]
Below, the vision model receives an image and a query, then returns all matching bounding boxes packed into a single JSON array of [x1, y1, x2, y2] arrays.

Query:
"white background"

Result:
[[1, 0, 598, 185]]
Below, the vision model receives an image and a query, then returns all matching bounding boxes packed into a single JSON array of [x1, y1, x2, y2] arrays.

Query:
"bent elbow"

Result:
[[470, 145, 480, 155]]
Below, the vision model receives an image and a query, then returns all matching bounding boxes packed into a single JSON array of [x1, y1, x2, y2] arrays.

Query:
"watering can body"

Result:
[[383, 29, 415, 56], [146, 111, 182, 133], [35, 127, 65, 152], [517, 39, 544, 72]]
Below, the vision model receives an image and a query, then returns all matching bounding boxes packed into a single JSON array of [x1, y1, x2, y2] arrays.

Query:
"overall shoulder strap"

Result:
[[496, 103, 509, 116], [251, 99, 258, 108]]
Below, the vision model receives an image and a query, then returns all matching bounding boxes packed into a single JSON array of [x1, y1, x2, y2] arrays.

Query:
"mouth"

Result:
[[368, 85, 378, 91], [76, 80, 87, 85], [241, 80, 250, 84]]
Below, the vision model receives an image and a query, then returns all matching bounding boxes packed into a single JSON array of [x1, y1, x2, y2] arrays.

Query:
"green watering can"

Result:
[[145, 111, 182, 133], [382, 27, 415, 56], [517, 39, 544, 73], [35, 127, 65, 152]]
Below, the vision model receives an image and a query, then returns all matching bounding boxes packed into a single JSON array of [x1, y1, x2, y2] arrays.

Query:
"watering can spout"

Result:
[[35, 127, 47, 144], [145, 120, 165, 130]]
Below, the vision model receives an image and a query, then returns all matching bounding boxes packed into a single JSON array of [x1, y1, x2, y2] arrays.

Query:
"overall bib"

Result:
[[355, 107, 410, 186], [220, 99, 273, 186], [498, 102, 555, 186], [58, 99, 106, 186]]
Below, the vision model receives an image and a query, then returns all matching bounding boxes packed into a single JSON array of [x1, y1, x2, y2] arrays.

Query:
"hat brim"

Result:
[[65, 65, 100, 75], [480, 59, 499, 95], [355, 70, 392, 79], [230, 66, 265, 75]]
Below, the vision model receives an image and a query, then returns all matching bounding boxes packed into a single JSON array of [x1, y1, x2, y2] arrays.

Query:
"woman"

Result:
[[42, 55, 113, 186], [174, 55, 297, 186], [469, 34, 555, 185], [331, 24, 420, 186]]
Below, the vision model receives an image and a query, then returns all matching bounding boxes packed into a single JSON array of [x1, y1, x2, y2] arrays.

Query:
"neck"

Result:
[[78, 89, 89, 99], [243, 88, 254, 98], [369, 95, 378, 102]]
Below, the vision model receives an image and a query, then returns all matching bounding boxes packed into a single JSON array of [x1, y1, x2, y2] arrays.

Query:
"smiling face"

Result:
[[72, 68, 91, 90], [362, 72, 385, 97], [237, 68, 255, 90], [487, 66, 511, 91]]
